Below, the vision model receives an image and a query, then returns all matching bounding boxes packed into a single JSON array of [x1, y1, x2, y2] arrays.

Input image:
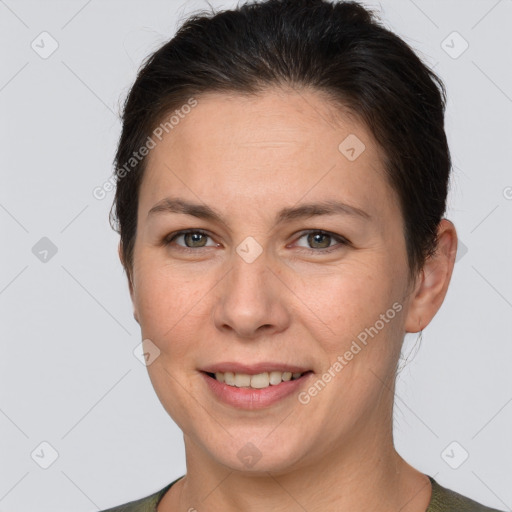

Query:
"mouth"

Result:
[[202, 370, 313, 390]]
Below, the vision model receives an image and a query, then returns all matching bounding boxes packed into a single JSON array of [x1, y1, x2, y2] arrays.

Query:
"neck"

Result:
[[161, 423, 431, 512]]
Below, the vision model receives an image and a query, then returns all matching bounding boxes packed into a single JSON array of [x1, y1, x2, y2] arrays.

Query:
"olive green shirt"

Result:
[[100, 475, 504, 511]]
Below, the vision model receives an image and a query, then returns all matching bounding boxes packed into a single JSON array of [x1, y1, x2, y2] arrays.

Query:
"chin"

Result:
[[199, 432, 311, 475]]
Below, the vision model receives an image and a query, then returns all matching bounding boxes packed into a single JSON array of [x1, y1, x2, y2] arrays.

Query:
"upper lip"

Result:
[[200, 362, 312, 375]]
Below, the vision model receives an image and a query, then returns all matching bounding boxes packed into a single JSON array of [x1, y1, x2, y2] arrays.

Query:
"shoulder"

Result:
[[427, 476, 505, 512], [98, 477, 182, 512]]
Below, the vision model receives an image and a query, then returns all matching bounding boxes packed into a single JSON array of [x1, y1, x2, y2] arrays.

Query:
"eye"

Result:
[[164, 229, 219, 251], [293, 230, 349, 254], [162, 229, 349, 254]]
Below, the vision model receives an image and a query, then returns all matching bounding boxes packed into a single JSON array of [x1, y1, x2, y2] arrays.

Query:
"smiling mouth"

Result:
[[204, 370, 313, 389]]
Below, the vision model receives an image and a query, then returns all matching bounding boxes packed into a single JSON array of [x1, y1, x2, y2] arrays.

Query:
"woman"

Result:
[[103, 0, 503, 510]]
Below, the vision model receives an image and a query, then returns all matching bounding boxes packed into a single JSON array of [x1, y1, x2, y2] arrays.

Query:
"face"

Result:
[[127, 88, 418, 474]]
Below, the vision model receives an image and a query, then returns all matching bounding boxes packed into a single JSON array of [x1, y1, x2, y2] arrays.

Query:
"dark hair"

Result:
[[110, 0, 451, 286]]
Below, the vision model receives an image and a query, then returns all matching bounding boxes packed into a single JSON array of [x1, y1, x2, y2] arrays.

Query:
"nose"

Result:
[[213, 252, 291, 339]]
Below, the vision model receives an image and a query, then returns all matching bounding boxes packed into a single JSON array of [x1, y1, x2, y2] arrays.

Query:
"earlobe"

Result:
[[404, 219, 458, 333]]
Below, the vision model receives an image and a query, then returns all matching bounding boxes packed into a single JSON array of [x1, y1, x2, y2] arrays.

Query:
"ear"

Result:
[[118, 241, 139, 324], [404, 219, 458, 333]]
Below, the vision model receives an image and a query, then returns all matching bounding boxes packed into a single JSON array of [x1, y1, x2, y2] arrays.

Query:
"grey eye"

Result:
[[182, 232, 209, 247], [306, 232, 332, 249]]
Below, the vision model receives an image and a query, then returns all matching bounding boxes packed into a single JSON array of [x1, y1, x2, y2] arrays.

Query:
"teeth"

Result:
[[212, 370, 305, 389], [224, 372, 235, 386], [234, 373, 251, 387], [269, 371, 284, 385], [251, 372, 269, 388]]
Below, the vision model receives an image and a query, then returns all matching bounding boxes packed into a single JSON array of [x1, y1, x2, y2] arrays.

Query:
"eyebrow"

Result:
[[147, 197, 371, 225]]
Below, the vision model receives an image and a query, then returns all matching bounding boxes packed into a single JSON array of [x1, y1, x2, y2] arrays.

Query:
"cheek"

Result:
[[291, 261, 397, 331], [132, 262, 212, 349], [294, 263, 406, 385]]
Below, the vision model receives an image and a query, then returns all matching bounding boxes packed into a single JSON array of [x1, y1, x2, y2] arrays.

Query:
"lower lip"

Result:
[[201, 372, 313, 410]]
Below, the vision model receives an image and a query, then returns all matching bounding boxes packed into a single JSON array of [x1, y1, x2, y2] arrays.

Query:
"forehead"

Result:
[[150, 88, 372, 158], [139, 88, 396, 222]]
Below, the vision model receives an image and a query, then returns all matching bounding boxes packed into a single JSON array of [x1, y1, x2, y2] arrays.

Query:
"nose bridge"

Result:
[[214, 247, 288, 338]]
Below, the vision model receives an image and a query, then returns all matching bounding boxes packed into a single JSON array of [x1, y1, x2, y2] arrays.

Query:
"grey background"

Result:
[[1, 0, 511, 510]]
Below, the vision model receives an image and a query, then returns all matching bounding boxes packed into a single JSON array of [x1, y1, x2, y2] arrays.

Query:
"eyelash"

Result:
[[163, 229, 349, 255]]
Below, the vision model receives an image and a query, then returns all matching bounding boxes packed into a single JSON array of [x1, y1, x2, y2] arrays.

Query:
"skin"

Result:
[[119, 87, 458, 512]]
